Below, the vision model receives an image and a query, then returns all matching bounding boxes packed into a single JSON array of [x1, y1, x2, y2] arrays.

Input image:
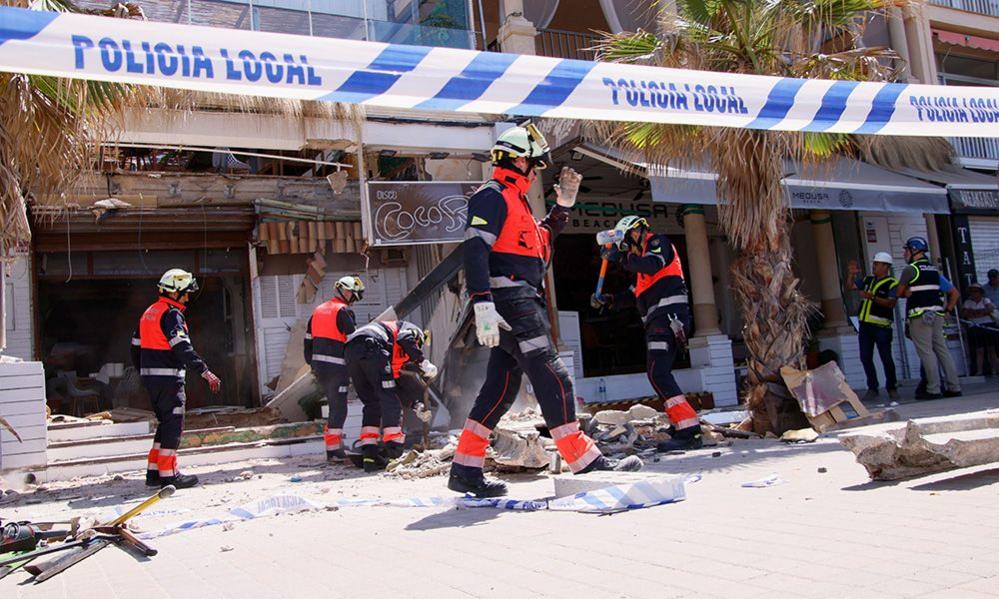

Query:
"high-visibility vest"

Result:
[[139, 298, 187, 350], [859, 276, 897, 327], [906, 259, 943, 319], [489, 167, 552, 265], [380, 320, 409, 379], [634, 235, 685, 298], [311, 298, 349, 342]]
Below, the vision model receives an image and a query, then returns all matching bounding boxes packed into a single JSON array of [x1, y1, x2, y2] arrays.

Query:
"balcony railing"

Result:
[[536, 29, 601, 61], [74, 0, 475, 49], [949, 137, 999, 160], [928, 0, 999, 18]]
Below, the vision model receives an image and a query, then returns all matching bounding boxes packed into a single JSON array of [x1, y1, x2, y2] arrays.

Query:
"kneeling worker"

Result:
[[305, 275, 364, 461], [131, 269, 221, 489], [345, 320, 436, 471]]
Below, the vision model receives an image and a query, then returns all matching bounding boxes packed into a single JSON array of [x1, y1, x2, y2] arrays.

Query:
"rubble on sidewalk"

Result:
[[840, 409, 999, 481]]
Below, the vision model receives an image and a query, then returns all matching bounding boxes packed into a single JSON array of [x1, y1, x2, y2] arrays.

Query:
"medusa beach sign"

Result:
[[2, 6, 999, 137]]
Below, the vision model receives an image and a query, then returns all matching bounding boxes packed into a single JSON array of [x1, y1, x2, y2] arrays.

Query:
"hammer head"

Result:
[[596, 228, 624, 247]]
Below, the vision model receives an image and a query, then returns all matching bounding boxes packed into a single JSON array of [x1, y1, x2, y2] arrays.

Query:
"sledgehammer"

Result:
[[594, 228, 625, 300]]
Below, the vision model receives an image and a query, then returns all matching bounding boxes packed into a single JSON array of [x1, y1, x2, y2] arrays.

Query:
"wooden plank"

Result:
[[0, 374, 45, 389]]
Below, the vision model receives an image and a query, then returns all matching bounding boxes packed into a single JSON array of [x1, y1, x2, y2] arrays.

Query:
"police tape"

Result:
[[1, 6, 998, 137], [134, 476, 695, 538]]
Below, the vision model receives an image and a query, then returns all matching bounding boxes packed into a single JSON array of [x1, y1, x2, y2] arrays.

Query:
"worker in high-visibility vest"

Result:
[[845, 253, 899, 401]]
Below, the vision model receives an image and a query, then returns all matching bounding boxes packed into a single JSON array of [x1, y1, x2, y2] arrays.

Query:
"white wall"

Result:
[[2, 253, 33, 360]]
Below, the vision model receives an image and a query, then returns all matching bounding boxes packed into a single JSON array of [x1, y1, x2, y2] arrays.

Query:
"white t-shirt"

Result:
[[963, 297, 995, 325]]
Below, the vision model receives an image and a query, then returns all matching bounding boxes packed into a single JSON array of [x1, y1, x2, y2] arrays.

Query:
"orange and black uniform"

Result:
[[616, 232, 699, 432], [453, 166, 602, 476], [130, 297, 208, 481], [344, 320, 424, 449], [305, 297, 356, 454]]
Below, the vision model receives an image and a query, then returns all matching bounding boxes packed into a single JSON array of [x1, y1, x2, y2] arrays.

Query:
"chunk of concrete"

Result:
[[553, 471, 685, 498], [489, 426, 551, 469], [592, 410, 630, 426], [628, 404, 659, 421], [840, 409, 999, 480]]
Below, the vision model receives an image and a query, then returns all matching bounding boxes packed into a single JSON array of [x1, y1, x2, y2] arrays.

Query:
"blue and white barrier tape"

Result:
[[1, 6, 998, 137]]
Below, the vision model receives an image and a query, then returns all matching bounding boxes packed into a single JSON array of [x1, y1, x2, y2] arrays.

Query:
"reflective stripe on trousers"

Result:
[[358, 426, 380, 446], [642, 295, 688, 323], [157, 448, 178, 478], [383, 426, 405, 444], [454, 418, 492, 469], [550, 421, 602, 473], [147, 442, 161, 471], [323, 424, 343, 450], [141, 368, 186, 377], [312, 355, 346, 365], [664, 394, 699, 430]]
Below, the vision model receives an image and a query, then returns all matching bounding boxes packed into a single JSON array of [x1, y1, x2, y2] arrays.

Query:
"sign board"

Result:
[[366, 181, 479, 246], [550, 197, 678, 235], [950, 189, 999, 213], [952, 215, 979, 290]]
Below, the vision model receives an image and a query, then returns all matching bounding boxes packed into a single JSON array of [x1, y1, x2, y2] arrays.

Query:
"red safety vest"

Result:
[[139, 298, 187, 350], [489, 167, 552, 264], [311, 298, 349, 342], [633, 235, 685, 298], [381, 320, 409, 379]]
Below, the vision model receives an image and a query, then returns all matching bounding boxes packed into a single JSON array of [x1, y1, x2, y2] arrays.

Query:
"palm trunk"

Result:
[[730, 236, 814, 434]]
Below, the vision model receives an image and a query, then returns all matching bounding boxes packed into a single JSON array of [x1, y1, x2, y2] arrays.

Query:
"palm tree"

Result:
[[594, 0, 951, 433]]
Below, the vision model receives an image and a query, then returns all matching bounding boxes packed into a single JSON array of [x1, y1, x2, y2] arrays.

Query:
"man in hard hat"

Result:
[[591, 216, 703, 452], [305, 275, 363, 462], [344, 320, 436, 472], [895, 237, 962, 400], [131, 269, 221, 489], [450, 124, 642, 499], [845, 253, 900, 400]]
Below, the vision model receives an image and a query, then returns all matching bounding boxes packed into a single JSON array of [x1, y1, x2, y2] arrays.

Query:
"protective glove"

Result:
[[201, 370, 222, 393], [413, 401, 433, 423], [419, 359, 438, 381], [590, 293, 610, 310], [474, 302, 511, 348], [668, 315, 688, 350], [554, 166, 582, 208], [600, 245, 621, 262]]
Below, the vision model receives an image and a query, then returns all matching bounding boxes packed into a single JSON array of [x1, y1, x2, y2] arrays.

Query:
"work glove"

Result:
[[668, 315, 688, 350], [600, 245, 621, 262], [554, 166, 582, 208], [419, 360, 438, 381], [201, 370, 222, 394], [590, 293, 610, 310], [474, 302, 511, 348], [413, 400, 433, 423]]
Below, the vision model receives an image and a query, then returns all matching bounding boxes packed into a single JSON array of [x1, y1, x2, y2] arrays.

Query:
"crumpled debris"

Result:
[[489, 427, 551, 470], [386, 445, 455, 479], [741, 473, 786, 488], [780, 427, 819, 444]]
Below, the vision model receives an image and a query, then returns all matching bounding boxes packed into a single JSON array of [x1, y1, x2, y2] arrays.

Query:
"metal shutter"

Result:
[[970, 216, 999, 282]]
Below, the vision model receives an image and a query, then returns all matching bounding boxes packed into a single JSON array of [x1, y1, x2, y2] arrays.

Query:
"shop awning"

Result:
[[576, 144, 950, 214], [932, 29, 999, 54], [892, 165, 999, 212]]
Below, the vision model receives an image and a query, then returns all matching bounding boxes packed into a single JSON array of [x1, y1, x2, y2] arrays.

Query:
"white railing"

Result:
[[949, 137, 999, 160], [929, 0, 999, 17]]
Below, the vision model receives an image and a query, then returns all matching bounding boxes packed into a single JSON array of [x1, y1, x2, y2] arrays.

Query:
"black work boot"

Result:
[[383, 442, 405, 461], [447, 465, 507, 498], [578, 455, 644, 473], [326, 448, 348, 462], [161, 473, 199, 489], [362, 445, 388, 473], [656, 425, 704, 452], [145, 470, 160, 487]]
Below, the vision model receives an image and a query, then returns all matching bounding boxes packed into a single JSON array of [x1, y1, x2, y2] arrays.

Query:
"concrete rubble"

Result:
[[840, 409, 999, 480]]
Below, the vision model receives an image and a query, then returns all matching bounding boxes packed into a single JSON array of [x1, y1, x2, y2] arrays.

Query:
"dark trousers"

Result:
[[858, 322, 897, 391], [145, 377, 186, 451], [345, 340, 401, 432], [644, 309, 690, 400], [316, 368, 349, 430]]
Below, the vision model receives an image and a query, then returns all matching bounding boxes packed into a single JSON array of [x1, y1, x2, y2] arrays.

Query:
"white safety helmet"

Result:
[[872, 252, 893, 265], [490, 123, 550, 170], [158, 268, 198, 295], [334, 275, 365, 302], [613, 215, 650, 250]]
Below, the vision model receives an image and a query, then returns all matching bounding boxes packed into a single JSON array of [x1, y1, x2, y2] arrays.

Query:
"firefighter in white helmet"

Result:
[[305, 275, 363, 461], [449, 124, 642, 498], [845, 252, 900, 400], [130, 269, 221, 489]]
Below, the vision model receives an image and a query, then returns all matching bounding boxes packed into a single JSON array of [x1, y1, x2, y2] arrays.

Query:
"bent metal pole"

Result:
[[0, 6, 998, 137]]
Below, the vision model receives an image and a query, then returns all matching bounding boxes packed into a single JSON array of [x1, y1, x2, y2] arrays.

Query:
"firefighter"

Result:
[[591, 216, 703, 452], [450, 124, 642, 499], [131, 269, 221, 489], [305, 275, 364, 462], [344, 320, 437, 472]]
